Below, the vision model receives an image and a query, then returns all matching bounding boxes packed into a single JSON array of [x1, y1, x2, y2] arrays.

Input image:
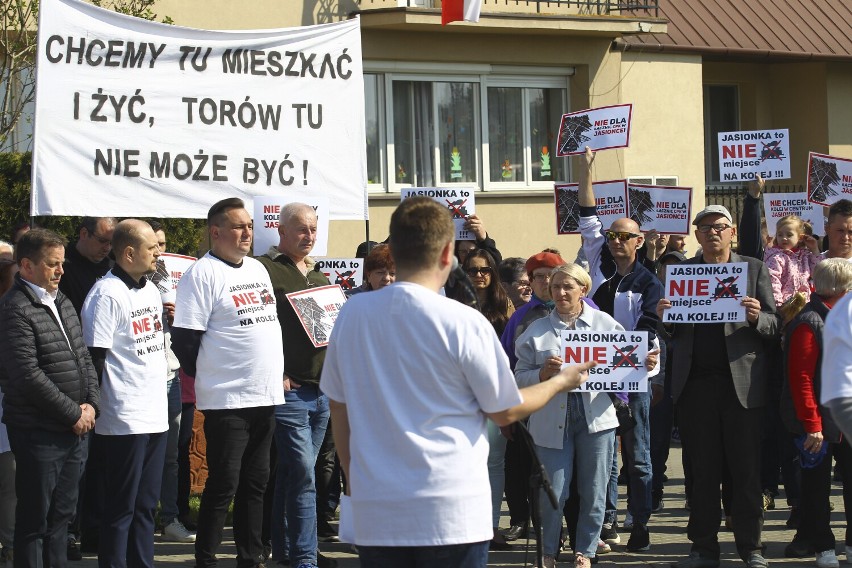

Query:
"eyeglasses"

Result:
[[89, 232, 112, 245], [531, 273, 550, 282], [697, 223, 732, 234], [513, 280, 532, 289], [605, 230, 641, 242], [466, 267, 492, 277]]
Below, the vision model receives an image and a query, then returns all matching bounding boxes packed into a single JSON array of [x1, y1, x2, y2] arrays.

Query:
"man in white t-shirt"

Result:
[[81, 219, 168, 568], [320, 197, 595, 567], [172, 198, 284, 568]]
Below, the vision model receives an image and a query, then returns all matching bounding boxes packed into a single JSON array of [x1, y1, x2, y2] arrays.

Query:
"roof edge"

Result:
[[613, 37, 852, 63]]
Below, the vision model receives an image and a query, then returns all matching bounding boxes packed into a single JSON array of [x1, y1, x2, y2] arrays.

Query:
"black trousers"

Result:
[[177, 403, 196, 521], [195, 406, 275, 568], [795, 438, 852, 551], [677, 376, 764, 561], [504, 426, 533, 526], [7, 426, 84, 568]]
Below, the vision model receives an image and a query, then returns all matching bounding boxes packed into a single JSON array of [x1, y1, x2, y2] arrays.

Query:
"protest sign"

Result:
[[762, 192, 824, 236], [561, 330, 648, 393], [401, 187, 476, 240], [151, 252, 197, 303], [807, 152, 852, 206], [663, 262, 748, 323], [32, 0, 368, 220], [315, 258, 364, 292], [285, 284, 346, 348], [717, 129, 790, 181], [555, 104, 632, 156], [626, 184, 692, 234], [252, 195, 329, 257], [555, 180, 627, 235]]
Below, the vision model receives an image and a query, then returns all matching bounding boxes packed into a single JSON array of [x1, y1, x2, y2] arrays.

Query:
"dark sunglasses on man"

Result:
[[604, 230, 640, 242]]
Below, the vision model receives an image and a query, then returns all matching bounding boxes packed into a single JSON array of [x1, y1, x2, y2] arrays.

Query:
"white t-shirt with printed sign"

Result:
[[82, 272, 168, 435], [321, 281, 523, 546], [174, 253, 284, 410]]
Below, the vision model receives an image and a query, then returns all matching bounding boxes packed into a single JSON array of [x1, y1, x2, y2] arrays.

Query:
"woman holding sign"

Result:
[[514, 264, 657, 568]]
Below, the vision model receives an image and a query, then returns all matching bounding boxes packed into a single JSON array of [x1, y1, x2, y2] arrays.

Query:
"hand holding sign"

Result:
[[741, 296, 761, 324], [552, 360, 596, 392]]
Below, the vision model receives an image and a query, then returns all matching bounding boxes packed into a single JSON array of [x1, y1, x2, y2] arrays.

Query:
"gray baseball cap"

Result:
[[692, 204, 733, 225]]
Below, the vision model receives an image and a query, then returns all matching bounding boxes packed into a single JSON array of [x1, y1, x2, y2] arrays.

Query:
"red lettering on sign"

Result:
[[564, 346, 608, 364], [669, 279, 710, 296]]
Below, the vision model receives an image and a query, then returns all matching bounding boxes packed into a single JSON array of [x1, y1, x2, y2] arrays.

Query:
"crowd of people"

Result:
[[3, 155, 852, 568]]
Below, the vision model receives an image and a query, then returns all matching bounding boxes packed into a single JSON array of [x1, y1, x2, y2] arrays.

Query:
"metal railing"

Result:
[[705, 184, 806, 228], [357, 0, 659, 17]]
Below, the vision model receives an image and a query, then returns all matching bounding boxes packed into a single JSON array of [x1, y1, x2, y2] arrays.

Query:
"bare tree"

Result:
[[0, 0, 170, 149]]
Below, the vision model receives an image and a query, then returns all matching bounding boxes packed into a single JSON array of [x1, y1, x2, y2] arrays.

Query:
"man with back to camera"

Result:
[[657, 204, 778, 568], [0, 229, 100, 568], [171, 198, 285, 568], [320, 197, 596, 567]]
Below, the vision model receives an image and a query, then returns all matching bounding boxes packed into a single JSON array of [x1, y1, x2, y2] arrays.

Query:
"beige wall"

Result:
[[620, 51, 705, 253], [154, 0, 357, 28], [827, 62, 852, 158]]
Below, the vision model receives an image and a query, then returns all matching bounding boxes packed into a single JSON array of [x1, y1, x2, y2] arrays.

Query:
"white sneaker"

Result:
[[162, 520, 196, 543], [597, 539, 611, 554], [623, 511, 634, 530], [540, 554, 556, 568], [817, 550, 840, 568]]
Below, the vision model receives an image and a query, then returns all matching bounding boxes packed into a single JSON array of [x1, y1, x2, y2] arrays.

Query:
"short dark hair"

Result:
[[15, 229, 66, 265], [111, 220, 150, 255], [208, 198, 245, 227], [389, 197, 454, 272], [148, 220, 164, 233], [364, 244, 394, 273], [10, 221, 30, 244], [498, 257, 527, 284], [78, 216, 117, 236], [828, 199, 852, 224]]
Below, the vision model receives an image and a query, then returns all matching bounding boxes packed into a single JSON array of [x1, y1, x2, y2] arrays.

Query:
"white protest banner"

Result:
[[762, 192, 824, 236], [555, 104, 632, 156], [401, 188, 476, 240], [555, 180, 627, 235], [285, 284, 346, 348], [561, 330, 648, 393], [717, 129, 790, 182], [151, 252, 196, 303], [627, 184, 692, 234], [807, 152, 852, 206], [314, 258, 364, 293], [32, 0, 368, 220], [663, 262, 748, 323], [252, 195, 330, 257]]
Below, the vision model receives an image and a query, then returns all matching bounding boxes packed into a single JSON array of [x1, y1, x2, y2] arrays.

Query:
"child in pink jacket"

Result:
[[764, 215, 819, 306]]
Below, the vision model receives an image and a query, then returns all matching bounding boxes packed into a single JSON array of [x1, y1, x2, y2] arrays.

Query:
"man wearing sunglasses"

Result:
[[577, 148, 663, 554], [657, 205, 778, 568]]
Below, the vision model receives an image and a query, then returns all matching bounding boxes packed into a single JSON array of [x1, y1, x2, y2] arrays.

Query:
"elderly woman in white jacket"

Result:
[[515, 263, 645, 568]]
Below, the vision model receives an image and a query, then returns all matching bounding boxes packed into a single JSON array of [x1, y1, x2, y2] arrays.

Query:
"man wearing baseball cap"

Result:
[[657, 203, 779, 568]]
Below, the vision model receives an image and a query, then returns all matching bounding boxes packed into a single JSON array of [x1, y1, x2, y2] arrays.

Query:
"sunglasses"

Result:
[[466, 267, 493, 276], [605, 230, 641, 242]]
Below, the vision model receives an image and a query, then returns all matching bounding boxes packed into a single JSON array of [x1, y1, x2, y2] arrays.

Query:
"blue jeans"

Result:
[[536, 394, 615, 557], [358, 540, 489, 568], [272, 385, 329, 565], [486, 420, 507, 528], [160, 374, 182, 523], [624, 390, 652, 526], [605, 391, 653, 527]]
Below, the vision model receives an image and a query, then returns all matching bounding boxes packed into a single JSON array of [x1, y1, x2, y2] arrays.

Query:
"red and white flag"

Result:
[[442, 0, 482, 25]]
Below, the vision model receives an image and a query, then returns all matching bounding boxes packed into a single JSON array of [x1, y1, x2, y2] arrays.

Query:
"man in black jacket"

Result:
[[0, 229, 100, 568], [60, 216, 116, 315]]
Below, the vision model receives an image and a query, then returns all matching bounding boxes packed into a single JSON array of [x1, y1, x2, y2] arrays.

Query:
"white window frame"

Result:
[[363, 61, 573, 194], [628, 175, 680, 186]]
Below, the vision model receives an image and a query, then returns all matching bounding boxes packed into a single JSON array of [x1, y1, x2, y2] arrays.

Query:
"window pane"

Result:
[[529, 88, 564, 182], [488, 87, 524, 183], [435, 82, 477, 184], [392, 81, 434, 186], [364, 74, 381, 185], [704, 85, 739, 182]]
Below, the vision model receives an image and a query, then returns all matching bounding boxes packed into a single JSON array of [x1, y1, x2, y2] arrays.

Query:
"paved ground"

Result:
[[71, 445, 848, 567]]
